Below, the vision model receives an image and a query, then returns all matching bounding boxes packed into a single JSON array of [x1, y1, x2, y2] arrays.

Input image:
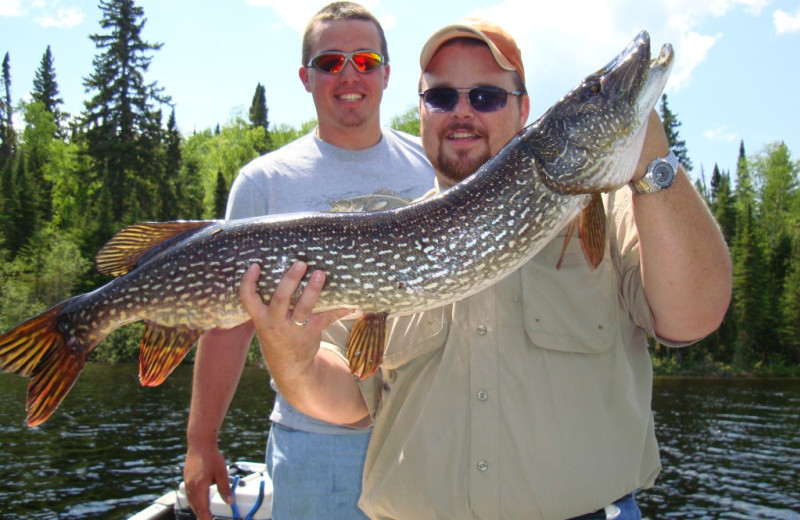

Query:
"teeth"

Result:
[[339, 93, 363, 102], [450, 132, 476, 139]]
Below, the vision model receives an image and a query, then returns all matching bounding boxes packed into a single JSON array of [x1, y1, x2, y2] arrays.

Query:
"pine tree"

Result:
[[31, 45, 66, 135], [159, 107, 181, 220], [81, 0, 170, 226], [248, 83, 271, 154], [659, 93, 693, 172], [1, 52, 15, 163], [214, 169, 229, 218], [731, 141, 765, 368]]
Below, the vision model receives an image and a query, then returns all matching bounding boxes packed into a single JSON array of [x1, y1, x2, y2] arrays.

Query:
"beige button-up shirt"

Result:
[[324, 188, 688, 520]]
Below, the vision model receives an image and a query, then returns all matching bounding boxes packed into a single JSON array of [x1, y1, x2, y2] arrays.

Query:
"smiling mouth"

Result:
[[448, 130, 479, 140], [337, 93, 364, 102]]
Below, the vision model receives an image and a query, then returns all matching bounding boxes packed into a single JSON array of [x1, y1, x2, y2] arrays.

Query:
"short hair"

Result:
[[301, 2, 389, 66]]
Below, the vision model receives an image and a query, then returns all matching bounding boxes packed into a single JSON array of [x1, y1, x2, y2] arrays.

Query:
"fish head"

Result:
[[528, 31, 674, 194]]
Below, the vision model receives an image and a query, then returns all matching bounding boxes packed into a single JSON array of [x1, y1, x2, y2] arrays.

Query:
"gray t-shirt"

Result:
[[226, 127, 434, 434]]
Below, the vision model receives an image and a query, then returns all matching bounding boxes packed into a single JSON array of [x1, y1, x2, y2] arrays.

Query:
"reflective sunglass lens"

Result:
[[312, 54, 346, 73], [421, 87, 510, 113], [351, 52, 382, 71]]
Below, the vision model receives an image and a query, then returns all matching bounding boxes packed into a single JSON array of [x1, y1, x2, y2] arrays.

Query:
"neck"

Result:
[[316, 121, 383, 150]]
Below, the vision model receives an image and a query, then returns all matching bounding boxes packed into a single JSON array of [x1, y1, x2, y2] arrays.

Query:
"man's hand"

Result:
[[184, 442, 232, 520], [239, 261, 354, 381]]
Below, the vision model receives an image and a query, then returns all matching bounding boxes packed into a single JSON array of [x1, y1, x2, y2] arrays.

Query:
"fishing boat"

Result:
[[129, 462, 272, 520]]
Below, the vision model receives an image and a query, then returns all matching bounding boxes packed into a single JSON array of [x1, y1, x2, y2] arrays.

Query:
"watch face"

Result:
[[652, 162, 674, 187]]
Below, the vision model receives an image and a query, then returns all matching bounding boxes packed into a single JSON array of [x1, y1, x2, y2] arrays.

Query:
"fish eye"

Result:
[[583, 79, 601, 96]]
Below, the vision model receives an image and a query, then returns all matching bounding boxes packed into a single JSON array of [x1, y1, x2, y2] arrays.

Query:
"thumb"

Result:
[[216, 465, 234, 506]]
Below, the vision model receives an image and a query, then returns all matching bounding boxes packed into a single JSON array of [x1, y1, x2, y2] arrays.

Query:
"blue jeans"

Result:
[[266, 423, 371, 520]]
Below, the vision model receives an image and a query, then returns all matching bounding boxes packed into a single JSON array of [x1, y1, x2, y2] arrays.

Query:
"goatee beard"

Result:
[[435, 123, 489, 184]]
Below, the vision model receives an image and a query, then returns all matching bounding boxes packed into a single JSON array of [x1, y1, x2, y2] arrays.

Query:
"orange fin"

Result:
[[346, 312, 388, 380], [578, 193, 606, 270], [0, 301, 93, 427], [139, 322, 201, 387], [556, 219, 578, 270], [95, 220, 218, 277]]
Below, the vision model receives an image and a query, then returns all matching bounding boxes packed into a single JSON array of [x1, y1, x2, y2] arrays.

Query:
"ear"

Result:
[[519, 94, 531, 127], [382, 64, 391, 89], [299, 66, 312, 93]]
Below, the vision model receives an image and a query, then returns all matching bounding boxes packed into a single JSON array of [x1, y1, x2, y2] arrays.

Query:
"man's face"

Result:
[[300, 20, 390, 138], [420, 42, 529, 187]]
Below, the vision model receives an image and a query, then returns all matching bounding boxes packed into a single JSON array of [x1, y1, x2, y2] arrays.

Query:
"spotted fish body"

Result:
[[0, 32, 673, 426]]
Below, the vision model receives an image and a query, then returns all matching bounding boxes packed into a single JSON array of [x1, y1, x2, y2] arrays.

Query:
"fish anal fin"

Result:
[[579, 193, 606, 270], [139, 322, 201, 387], [95, 220, 217, 277], [346, 312, 388, 380]]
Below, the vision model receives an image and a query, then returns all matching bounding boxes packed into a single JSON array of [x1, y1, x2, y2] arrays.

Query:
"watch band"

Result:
[[629, 150, 679, 194]]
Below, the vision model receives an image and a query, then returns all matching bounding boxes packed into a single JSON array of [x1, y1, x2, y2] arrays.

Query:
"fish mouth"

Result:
[[527, 31, 674, 194]]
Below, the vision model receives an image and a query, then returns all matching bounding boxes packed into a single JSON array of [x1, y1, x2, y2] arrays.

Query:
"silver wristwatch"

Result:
[[629, 150, 679, 194]]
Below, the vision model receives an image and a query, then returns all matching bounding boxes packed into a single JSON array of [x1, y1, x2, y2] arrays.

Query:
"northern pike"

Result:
[[0, 31, 673, 427]]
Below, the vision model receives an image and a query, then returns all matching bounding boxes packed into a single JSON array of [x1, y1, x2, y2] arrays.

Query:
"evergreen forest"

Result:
[[1, 0, 798, 376]]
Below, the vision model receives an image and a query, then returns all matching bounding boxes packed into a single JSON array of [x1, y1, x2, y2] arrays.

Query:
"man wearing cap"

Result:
[[240, 19, 731, 520]]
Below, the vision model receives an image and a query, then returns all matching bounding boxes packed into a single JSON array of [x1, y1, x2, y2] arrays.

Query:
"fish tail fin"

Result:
[[0, 301, 92, 427], [139, 322, 201, 387]]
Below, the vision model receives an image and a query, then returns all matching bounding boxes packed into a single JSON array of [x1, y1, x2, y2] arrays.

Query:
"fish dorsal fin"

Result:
[[579, 193, 606, 270], [347, 312, 388, 380], [95, 220, 216, 277], [139, 322, 202, 387]]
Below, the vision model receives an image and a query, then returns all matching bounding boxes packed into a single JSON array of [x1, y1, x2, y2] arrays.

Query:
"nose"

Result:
[[451, 92, 474, 117]]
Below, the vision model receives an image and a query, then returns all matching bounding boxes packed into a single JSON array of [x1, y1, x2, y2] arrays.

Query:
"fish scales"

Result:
[[0, 31, 674, 426]]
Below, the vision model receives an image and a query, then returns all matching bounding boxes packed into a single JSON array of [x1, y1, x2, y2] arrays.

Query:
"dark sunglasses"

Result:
[[419, 86, 523, 113], [306, 50, 385, 74]]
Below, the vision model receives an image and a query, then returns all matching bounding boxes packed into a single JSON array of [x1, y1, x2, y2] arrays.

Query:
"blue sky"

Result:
[[1, 0, 799, 182]]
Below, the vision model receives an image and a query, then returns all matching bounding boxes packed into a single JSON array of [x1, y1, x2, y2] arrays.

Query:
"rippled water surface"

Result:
[[1, 368, 798, 519]]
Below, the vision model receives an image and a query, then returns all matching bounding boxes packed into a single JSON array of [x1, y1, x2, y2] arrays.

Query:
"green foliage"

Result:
[[659, 94, 693, 172], [389, 105, 421, 136], [0, 227, 90, 331]]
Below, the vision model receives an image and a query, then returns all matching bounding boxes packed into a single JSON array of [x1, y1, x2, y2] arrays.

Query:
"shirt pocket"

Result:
[[381, 306, 449, 370], [520, 235, 618, 354]]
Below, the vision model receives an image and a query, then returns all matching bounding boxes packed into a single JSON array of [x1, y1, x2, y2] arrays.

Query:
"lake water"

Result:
[[1, 366, 798, 519]]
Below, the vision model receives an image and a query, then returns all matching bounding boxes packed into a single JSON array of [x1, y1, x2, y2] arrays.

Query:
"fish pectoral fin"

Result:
[[556, 219, 578, 270], [578, 193, 606, 270], [95, 220, 218, 277], [0, 301, 94, 427], [139, 322, 201, 387], [346, 312, 388, 380]]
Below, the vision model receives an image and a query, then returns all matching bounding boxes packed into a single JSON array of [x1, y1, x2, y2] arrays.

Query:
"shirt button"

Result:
[[476, 325, 487, 335], [477, 460, 489, 472], [477, 390, 488, 401]]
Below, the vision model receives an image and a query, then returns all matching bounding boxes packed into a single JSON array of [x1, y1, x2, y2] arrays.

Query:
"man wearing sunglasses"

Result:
[[240, 18, 731, 520], [183, 3, 433, 520]]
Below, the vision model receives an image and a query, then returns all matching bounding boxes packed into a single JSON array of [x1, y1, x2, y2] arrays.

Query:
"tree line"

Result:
[[1, 0, 798, 375]]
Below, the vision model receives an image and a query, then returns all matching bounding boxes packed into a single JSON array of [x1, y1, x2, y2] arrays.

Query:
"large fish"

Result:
[[1, 31, 673, 427]]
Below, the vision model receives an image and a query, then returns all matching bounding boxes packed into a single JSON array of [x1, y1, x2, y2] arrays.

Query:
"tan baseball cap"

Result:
[[419, 18, 525, 85]]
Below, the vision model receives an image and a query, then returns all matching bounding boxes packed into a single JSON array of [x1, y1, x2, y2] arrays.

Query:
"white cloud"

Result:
[[774, 7, 800, 34], [0, 0, 26, 16], [34, 5, 83, 28], [245, 0, 382, 34], [704, 125, 739, 142]]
